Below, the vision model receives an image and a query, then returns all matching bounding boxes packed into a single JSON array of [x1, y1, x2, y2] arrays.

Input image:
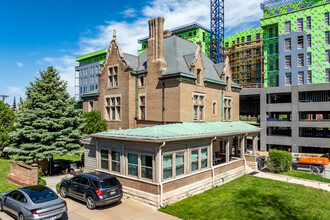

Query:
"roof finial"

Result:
[[113, 29, 116, 39]]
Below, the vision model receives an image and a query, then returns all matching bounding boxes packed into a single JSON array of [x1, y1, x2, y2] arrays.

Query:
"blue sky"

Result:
[[0, 0, 263, 105]]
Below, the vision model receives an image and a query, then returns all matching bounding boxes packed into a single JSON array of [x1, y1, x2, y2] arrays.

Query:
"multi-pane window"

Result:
[[247, 35, 251, 42], [111, 151, 120, 172], [326, 69, 330, 83], [298, 54, 304, 67], [285, 56, 291, 69], [297, 36, 304, 49], [308, 1, 313, 7], [191, 150, 199, 171], [201, 149, 208, 168], [193, 94, 204, 120], [223, 98, 232, 121], [307, 52, 312, 66], [101, 150, 109, 170], [307, 70, 312, 84], [297, 18, 303, 31], [269, 44, 273, 55], [325, 31, 330, 45], [141, 155, 152, 179], [175, 153, 184, 176], [275, 26, 278, 37], [306, 16, 311, 30], [299, 3, 305, 9], [285, 38, 291, 51], [241, 37, 245, 43], [269, 60, 274, 71], [106, 96, 121, 121], [285, 72, 292, 86], [325, 12, 329, 26], [287, 6, 293, 12], [326, 50, 330, 63], [163, 155, 172, 179], [269, 28, 273, 38], [276, 59, 279, 70], [256, 33, 260, 40], [128, 153, 138, 176], [275, 42, 279, 53], [307, 34, 311, 48], [298, 71, 304, 85], [275, 10, 280, 15], [284, 21, 291, 34], [139, 96, 145, 120], [108, 66, 118, 88], [237, 38, 239, 44], [269, 11, 273, 17]]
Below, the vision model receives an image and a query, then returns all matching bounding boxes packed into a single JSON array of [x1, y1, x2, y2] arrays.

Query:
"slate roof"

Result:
[[91, 121, 260, 142]]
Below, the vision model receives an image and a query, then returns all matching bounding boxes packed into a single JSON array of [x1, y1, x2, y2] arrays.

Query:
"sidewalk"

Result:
[[250, 170, 330, 192]]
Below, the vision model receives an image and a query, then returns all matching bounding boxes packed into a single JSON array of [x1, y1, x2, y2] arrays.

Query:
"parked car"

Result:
[[0, 185, 67, 220], [59, 172, 122, 210]]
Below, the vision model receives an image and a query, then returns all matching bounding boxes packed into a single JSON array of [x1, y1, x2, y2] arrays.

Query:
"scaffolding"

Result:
[[226, 38, 264, 88]]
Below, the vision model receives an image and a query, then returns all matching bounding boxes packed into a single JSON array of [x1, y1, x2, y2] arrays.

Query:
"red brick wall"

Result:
[[7, 161, 38, 186]]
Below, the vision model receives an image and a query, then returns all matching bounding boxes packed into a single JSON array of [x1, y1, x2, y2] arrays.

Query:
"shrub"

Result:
[[56, 182, 61, 194], [38, 178, 47, 185], [267, 149, 292, 173]]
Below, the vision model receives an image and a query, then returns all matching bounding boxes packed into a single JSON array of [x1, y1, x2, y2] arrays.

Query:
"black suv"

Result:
[[59, 172, 123, 209]]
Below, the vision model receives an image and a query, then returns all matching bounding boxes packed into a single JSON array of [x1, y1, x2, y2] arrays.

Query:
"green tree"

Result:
[[9, 66, 83, 164], [0, 101, 16, 147], [82, 110, 107, 134]]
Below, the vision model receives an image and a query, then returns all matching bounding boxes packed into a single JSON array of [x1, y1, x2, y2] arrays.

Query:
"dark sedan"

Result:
[[59, 172, 122, 209], [0, 185, 67, 220]]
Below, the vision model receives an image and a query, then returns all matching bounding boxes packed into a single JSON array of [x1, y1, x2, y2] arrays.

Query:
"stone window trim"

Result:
[[125, 151, 155, 182], [212, 101, 217, 116], [193, 93, 205, 121], [189, 147, 209, 173], [223, 96, 233, 121], [139, 94, 146, 120], [162, 151, 186, 181], [138, 75, 146, 88], [108, 65, 119, 89], [105, 95, 121, 122], [98, 148, 121, 174]]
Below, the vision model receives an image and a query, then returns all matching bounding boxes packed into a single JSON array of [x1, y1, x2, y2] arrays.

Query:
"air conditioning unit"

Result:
[[193, 115, 198, 120]]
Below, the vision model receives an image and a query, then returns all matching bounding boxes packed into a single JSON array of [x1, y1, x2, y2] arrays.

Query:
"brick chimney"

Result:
[[147, 17, 167, 72]]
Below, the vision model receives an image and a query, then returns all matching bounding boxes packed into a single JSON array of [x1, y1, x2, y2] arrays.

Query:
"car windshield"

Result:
[[23, 186, 58, 204], [100, 178, 119, 188]]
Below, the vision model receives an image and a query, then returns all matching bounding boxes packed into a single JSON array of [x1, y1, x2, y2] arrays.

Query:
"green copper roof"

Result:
[[75, 49, 107, 62], [91, 121, 260, 142]]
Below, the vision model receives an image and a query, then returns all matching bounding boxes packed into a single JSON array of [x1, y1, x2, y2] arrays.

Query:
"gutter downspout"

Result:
[[135, 76, 138, 121], [159, 141, 166, 207], [221, 90, 224, 121], [162, 82, 165, 124], [211, 137, 217, 187]]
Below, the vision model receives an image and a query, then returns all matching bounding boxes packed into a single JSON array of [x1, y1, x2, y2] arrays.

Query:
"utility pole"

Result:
[[0, 95, 9, 103]]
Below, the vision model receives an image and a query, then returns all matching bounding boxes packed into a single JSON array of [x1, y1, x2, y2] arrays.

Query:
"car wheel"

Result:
[[0, 200, 3, 212], [60, 186, 68, 198], [86, 196, 96, 210], [18, 213, 25, 220]]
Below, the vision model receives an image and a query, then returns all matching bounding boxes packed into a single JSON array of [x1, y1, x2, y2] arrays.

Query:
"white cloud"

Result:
[[16, 62, 23, 68], [7, 86, 25, 96], [37, 0, 263, 99], [122, 8, 137, 18], [77, 0, 263, 55], [37, 55, 77, 98]]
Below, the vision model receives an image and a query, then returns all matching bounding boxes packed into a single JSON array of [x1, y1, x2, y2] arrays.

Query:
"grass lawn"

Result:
[[0, 158, 19, 193], [159, 175, 330, 220], [281, 170, 330, 184]]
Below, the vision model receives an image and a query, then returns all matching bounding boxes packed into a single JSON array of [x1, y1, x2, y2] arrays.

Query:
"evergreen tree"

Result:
[[9, 66, 83, 164], [0, 101, 16, 147], [82, 110, 108, 134]]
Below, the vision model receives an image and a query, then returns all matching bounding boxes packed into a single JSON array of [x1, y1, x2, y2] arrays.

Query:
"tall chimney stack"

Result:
[[147, 17, 166, 71]]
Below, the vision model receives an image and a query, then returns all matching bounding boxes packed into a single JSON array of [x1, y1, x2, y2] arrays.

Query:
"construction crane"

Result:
[[210, 0, 225, 64]]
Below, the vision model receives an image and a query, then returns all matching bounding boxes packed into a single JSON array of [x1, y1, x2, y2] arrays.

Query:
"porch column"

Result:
[[225, 138, 230, 163], [235, 137, 239, 157], [240, 135, 245, 158], [253, 134, 258, 155]]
